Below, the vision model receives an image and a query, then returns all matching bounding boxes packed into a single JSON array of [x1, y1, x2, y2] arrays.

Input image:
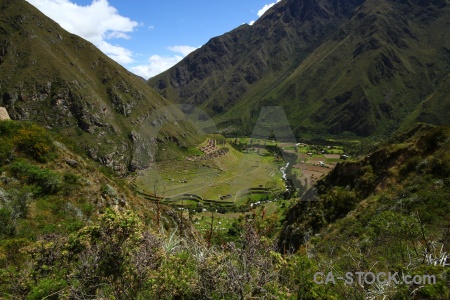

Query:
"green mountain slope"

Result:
[[277, 123, 450, 297], [0, 120, 200, 298], [279, 122, 450, 253], [149, 0, 450, 138], [0, 120, 154, 241], [0, 0, 202, 175]]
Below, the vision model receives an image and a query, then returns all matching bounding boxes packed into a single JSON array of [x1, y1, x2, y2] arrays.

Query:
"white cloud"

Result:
[[98, 41, 134, 64], [25, 0, 138, 64], [167, 45, 198, 57], [131, 55, 182, 79], [131, 46, 198, 80], [257, 1, 281, 17], [249, 0, 282, 25], [106, 31, 131, 40]]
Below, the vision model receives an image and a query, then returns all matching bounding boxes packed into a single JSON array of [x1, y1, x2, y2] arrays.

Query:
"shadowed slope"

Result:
[[0, 0, 202, 174], [149, 0, 450, 138]]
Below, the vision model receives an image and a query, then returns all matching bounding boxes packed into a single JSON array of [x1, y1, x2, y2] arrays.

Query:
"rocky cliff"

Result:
[[278, 123, 450, 252], [149, 0, 450, 138], [0, 0, 201, 174]]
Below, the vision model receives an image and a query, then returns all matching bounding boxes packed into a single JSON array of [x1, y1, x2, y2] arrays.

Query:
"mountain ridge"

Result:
[[0, 0, 202, 175], [149, 0, 450, 139]]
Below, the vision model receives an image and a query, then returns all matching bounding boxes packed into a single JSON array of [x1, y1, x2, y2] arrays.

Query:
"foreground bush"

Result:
[[0, 121, 57, 163], [10, 160, 62, 194]]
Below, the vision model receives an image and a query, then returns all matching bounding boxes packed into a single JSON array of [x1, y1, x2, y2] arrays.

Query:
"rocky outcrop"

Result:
[[0, 107, 10, 120], [149, 0, 450, 138], [0, 0, 200, 175], [278, 124, 447, 253]]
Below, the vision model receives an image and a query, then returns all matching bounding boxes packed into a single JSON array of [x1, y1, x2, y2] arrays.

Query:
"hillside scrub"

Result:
[[1, 122, 450, 299], [0, 208, 293, 299], [2, 205, 448, 299], [278, 124, 450, 299], [0, 121, 57, 164]]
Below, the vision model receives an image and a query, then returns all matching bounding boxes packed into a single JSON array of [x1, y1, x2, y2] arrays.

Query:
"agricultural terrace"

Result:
[[187, 138, 349, 243], [133, 136, 350, 239], [133, 136, 286, 205]]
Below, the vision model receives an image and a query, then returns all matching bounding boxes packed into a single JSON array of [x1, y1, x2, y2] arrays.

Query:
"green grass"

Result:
[[326, 149, 344, 154], [191, 196, 295, 244], [135, 137, 347, 219], [291, 169, 302, 176], [135, 140, 285, 201], [0, 1, 203, 175]]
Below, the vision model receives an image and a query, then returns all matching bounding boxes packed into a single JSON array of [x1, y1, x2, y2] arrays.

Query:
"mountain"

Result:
[[279, 122, 450, 253], [149, 0, 450, 139], [0, 0, 202, 175]]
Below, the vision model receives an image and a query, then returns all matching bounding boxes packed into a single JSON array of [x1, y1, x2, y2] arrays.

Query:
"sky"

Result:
[[25, 0, 282, 79]]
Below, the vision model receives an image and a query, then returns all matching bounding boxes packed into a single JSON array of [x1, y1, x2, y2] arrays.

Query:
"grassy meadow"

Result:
[[134, 138, 285, 202]]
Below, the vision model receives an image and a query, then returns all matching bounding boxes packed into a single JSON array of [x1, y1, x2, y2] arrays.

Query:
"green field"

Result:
[[134, 136, 349, 240], [134, 139, 285, 203], [133, 136, 348, 215]]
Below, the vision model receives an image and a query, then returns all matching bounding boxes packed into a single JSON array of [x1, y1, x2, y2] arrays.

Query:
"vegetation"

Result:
[[149, 0, 450, 140], [0, 0, 202, 176], [1, 121, 449, 299], [0, 120, 174, 297], [134, 137, 286, 202], [1, 207, 321, 299], [1, 0, 450, 298], [279, 124, 450, 298]]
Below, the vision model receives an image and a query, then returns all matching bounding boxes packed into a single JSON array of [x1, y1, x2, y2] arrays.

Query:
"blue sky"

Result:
[[25, 0, 281, 79]]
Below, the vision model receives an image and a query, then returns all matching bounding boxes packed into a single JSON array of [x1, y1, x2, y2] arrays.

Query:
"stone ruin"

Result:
[[186, 138, 229, 161], [0, 107, 10, 120]]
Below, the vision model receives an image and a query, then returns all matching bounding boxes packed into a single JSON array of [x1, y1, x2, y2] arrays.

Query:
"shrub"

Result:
[[0, 187, 33, 237], [10, 160, 62, 194], [81, 202, 95, 217], [357, 165, 376, 194], [0, 120, 21, 136], [323, 187, 358, 221], [0, 207, 15, 237], [27, 278, 67, 300], [15, 124, 56, 162], [0, 140, 14, 165], [0, 121, 57, 163], [63, 172, 79, 184]]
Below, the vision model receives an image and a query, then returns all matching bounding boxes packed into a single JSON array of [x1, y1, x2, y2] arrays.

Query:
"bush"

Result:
[[63, 172, 79, 184], [323, 187, 358, 221], [81, 202, 95, 217], [0, 121, 57, 163], [0, 207, 15, 237], [27, 278, 67, 300], [15, 124, 56, 162], [357, 165, 376, 194], [0, 187, 33, 237], [10, 160, 62, 194], [0, 140, 14, 165], [0, 120, 21, 136]]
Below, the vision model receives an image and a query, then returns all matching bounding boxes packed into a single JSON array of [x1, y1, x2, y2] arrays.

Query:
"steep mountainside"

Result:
[[273, 123, 450, 298], [0, 0, 202, 175], [279, 123, 450, 252], [0, 120, 146, 238], [149, 0, 450, 138]]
